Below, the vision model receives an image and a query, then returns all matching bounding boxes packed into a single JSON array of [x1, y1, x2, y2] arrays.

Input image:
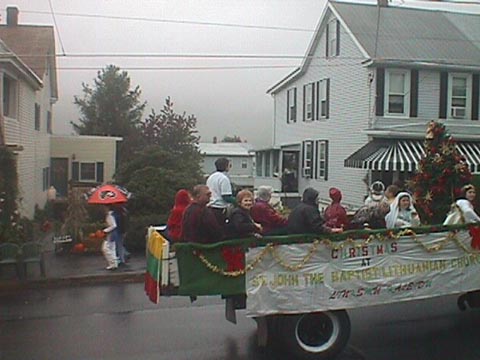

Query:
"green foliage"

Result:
[[408, 121, 472, 224], [72, 64, 146, 162], [125, 213, 168, 251], [116, 98, 203, 217]]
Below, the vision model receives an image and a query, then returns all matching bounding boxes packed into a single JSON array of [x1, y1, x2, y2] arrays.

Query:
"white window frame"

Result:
[[384, 69, 410, 117], [319, 79, 328, 119], [316, 141, 328, 180], [2, 73, 18, 119], [448, 73, 471, 120], [305, 83, 314, 121], [302, 141, 313, 178], [327, 20, 338, 58], [241, 160, 247, 169], [287, 88, 297, 123], [79, 162, 97, 182]]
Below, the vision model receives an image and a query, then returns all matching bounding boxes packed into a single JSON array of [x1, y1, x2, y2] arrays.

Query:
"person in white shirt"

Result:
[[206, 157, 234, 226], [444, 184, 480, 225]]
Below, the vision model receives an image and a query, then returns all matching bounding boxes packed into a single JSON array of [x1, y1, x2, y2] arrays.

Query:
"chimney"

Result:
[[213, 136, 217, 144], [6, 7, 19, 26], [378, 0, 388, 7]]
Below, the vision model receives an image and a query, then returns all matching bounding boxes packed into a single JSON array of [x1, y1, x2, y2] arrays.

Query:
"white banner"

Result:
[[246, 230, 480, 316]]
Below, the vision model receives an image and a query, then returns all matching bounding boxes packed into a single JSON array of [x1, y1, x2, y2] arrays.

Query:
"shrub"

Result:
[[125, 213, 168, 251]]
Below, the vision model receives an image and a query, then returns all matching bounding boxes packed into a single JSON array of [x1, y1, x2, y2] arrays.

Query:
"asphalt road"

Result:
[[1, 283, 479, 360]]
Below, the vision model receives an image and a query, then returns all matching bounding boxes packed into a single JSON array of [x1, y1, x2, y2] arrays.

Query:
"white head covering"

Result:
[[385, 192, 417, 229]]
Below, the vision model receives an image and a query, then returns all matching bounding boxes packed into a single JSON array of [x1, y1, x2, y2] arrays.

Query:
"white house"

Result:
[[256, 0, 480, 209], [0, 7, 121, 217], [198, 142, 255, 189], [0, 7, 57, 218]]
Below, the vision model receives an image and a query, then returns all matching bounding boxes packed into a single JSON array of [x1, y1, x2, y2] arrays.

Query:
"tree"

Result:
[[407, 121, 472, 224], [72, 65, 146, 161]]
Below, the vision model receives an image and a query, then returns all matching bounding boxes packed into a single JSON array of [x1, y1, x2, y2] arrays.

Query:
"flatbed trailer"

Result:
[[145, 224, 480, 359]]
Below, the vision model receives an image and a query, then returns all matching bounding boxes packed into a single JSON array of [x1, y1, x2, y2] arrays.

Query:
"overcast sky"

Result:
[[3, 0, 480, 146]]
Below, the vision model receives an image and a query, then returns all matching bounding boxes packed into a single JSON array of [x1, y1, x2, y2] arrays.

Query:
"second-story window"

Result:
[[326, 19, 340, 57], [316, 79, 330, 119], [287, 88, 297, 123], [385, 69, 410, 117], [3, 75, 17, 118], [449, 74, 471, 119], [303, 83, 315, 121]]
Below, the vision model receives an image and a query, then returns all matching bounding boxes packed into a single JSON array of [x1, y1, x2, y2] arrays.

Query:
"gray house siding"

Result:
[[273, 12, 371, 207]]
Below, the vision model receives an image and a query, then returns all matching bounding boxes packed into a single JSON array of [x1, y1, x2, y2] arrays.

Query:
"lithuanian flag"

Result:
[[145, 229, 168, 304]]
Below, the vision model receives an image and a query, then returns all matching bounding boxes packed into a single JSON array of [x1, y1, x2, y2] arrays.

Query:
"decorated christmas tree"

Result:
[[408, 121, 472, 224]]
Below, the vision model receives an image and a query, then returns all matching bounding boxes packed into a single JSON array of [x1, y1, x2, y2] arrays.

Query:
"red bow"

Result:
[[469, 225, 480, 250], [222, 247, 245, 271]]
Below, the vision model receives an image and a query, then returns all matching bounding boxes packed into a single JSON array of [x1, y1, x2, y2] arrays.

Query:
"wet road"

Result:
[[1, 283, 480, 359]]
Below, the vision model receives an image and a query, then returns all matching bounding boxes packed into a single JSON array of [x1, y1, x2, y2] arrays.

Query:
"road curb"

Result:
[[0, 272, 144, 293]]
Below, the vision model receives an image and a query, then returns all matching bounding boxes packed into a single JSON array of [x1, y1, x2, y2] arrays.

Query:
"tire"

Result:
[[277, 310, 351, 360]]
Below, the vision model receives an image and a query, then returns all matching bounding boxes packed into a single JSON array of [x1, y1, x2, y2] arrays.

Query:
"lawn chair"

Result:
[[20, 242, 46, 278], [0, 243, 22, 279]]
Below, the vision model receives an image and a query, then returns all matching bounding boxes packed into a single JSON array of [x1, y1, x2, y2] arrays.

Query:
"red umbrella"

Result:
[[87, 184, 130, 205]]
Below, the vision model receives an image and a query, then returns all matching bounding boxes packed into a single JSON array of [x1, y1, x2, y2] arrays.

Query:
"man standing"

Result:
[[182, 185, 224, 244], [206, 157, 234, 226]]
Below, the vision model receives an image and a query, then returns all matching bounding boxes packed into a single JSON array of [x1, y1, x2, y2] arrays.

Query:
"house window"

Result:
[[316, 140, 328, 180], [302, 140, 314, 178], [316, 79, 330, 119], [3, 75, 17, 118], [47, 111, 52, 134], [385, 69, 410, 116], [241, 160, 247, 169], [35, 103, 41, 131], [448, 74, 471, 119], [42, 167, 50, 191], [265, 151, 271, 177], [304, 83, 314, 121], [80, 162, 96, 181], [273, 150, 280, 175], [256, 153, 263, 176], [287, 88, 297, 123], [327, 19, 339, 57]]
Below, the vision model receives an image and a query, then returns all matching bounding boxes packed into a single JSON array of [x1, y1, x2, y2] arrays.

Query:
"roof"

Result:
[[333, 1, 480, 67], [198, 142, 255, 157], [0, 38, 42, 88], [268, 1, 480, 94], [0, 25, 58, 98]]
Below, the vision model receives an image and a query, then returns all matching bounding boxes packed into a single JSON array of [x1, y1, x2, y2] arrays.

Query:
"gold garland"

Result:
[[194, 229, 479, 277]]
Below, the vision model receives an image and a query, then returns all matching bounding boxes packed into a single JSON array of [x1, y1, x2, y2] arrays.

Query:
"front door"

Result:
[[51, 158, 68, 197], [281, 151, 299, 192]]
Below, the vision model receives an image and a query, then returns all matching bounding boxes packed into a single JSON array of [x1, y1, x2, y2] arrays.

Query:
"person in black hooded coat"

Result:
[[287, 187, 343, 235]]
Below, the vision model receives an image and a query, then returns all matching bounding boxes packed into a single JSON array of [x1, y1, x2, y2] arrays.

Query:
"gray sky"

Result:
[[4, 0, 480, 147], [4, 0, 326, 146]]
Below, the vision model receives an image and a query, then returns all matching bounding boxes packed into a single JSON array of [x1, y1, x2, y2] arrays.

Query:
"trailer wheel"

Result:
[[278, 310, 350, 360]]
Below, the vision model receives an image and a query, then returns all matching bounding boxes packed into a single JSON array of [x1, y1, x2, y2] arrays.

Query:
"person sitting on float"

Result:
[[228, 189, 263, 238], [166, 189, 192, 242], [364, 181, 386, 207], [251, 185, 287, 236], [288, 187, 343, 235], [324, 187, 349, 229], [443, 184, 480, 225], [348, 201, 390, 230], [385, 192, 420, 229]]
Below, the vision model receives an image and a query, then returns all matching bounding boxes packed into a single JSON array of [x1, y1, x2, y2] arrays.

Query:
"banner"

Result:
[[246, 230, 480, 316]]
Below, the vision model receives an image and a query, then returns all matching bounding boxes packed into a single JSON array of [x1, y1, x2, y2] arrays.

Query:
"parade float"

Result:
[[144, 122, 480, 359]]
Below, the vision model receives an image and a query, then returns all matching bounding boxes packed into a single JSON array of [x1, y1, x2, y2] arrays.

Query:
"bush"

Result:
[[125, 213, 168, 251]]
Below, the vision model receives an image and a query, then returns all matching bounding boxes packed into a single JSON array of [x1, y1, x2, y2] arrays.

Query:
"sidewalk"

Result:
[[0, 234, 145, 292]]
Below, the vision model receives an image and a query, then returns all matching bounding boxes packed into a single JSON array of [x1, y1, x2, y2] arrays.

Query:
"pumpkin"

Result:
[[95, 230, 105, 239], [72, 243, 86, 253]]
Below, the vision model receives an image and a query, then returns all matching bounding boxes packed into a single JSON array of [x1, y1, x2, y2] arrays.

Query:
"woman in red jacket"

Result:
[[251, 186, 287, 235], [324, 187, 349, 229], [166, 189, 192, 242]]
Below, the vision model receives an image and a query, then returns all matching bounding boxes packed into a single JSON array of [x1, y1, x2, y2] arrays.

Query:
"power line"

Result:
[[47, 0, 66, 55], [20, 9, 314, 33]]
